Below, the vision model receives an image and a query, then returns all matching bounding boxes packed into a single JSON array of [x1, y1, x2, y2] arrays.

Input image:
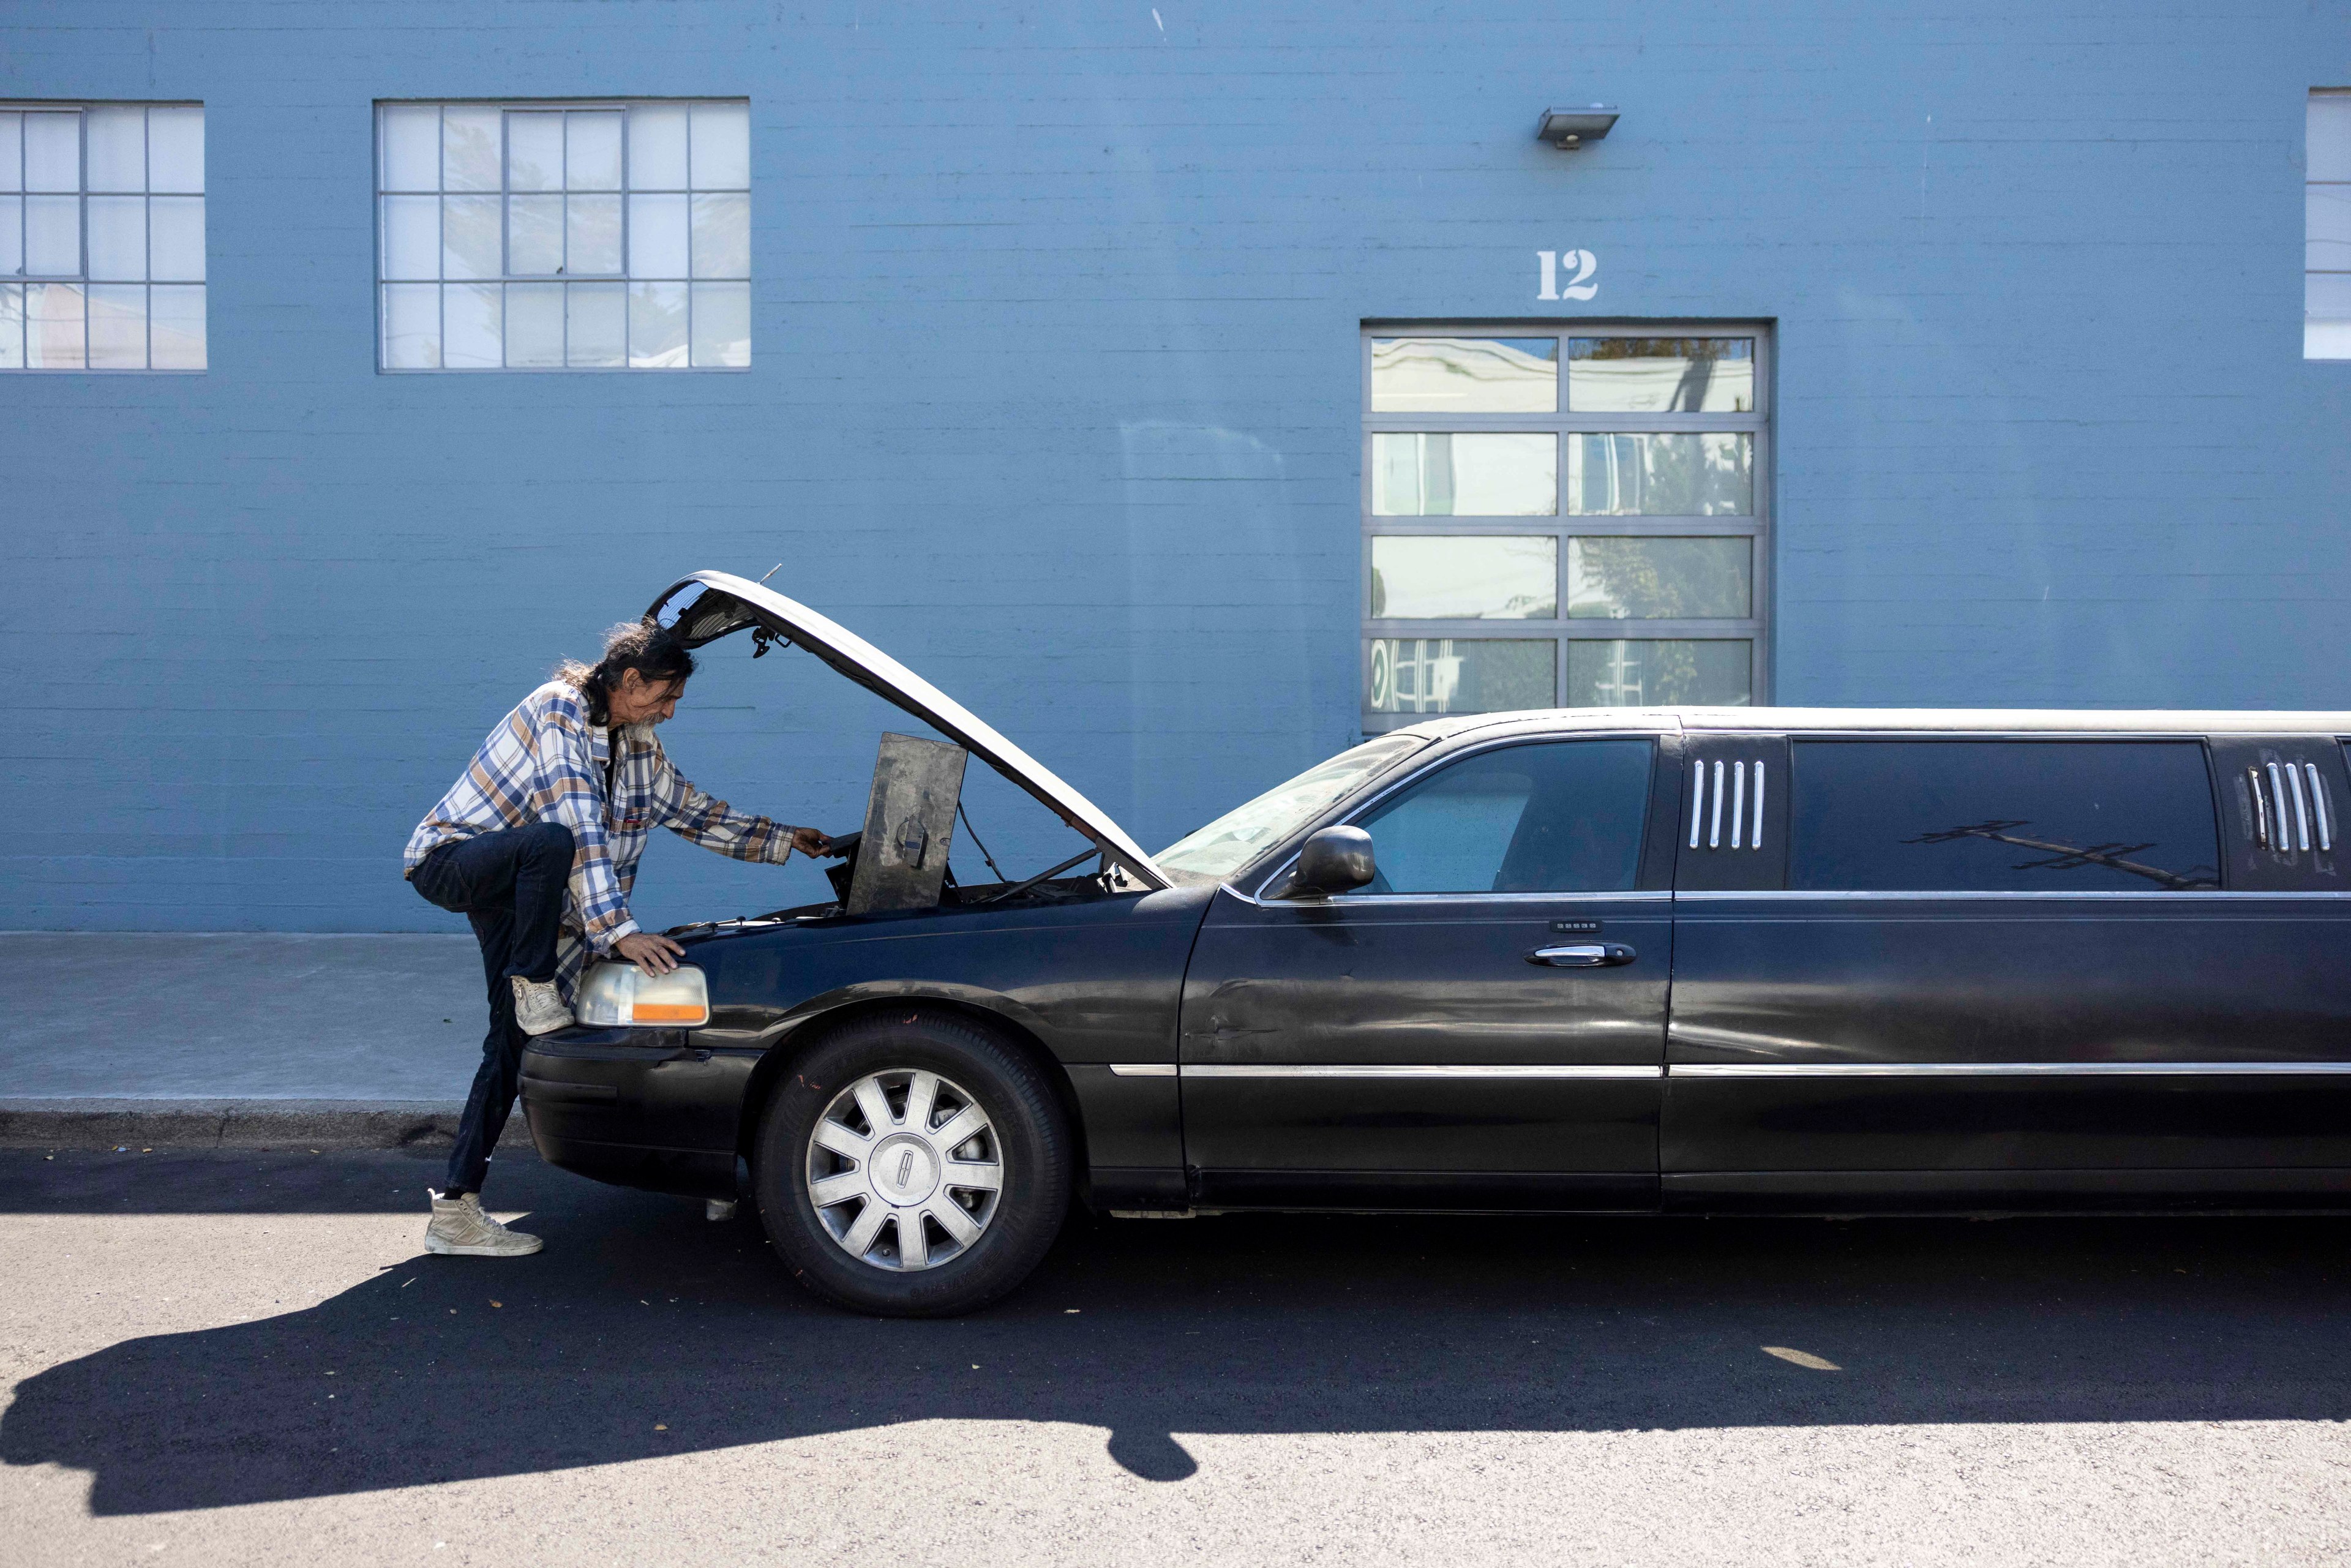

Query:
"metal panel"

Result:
[[1182, 1062, 1662, 1078], [1664, 888, 2351, 1173], [844, 732, 966, 915], [1672, 733, 1788, 891]]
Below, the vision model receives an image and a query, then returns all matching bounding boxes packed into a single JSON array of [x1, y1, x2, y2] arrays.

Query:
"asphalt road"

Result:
[[6, 1150, 2351, 1566]]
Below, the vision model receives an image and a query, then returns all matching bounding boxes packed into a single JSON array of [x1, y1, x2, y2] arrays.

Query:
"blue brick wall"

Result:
[[5, 1, 2350, 934]]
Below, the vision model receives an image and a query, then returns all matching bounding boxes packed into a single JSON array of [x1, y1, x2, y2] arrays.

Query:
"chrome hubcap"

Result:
[[804, 1068, 1004, 1271]]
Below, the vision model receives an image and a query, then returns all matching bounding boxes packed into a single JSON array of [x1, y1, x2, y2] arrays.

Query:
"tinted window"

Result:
[[1354, 740, 1652, 893], [1790, 741, 2219, 892]]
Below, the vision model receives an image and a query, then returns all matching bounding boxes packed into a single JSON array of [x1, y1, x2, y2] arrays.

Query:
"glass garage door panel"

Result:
[[1371, 336, 1558, 413], [1367, 638, 1556, 716], [1565, 640, 1750, 707], [1568, 538, 1751, 620], [1566, 433, 1751, 517], [1567, 336, 1754, 413], [1373, 433, 1555, 516], [1362, 324, 1769, 726], [1370, 536, 1555, 619]]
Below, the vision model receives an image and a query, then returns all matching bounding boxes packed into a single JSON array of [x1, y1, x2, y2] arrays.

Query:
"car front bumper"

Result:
[[519, 1027, 752, 1199]]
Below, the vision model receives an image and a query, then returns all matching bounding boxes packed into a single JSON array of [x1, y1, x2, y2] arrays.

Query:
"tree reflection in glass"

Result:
[[1567, 433, 1750, 516], [1568, 538, 1750, 620], [1565, 640, 1750, 707], [1568, 337, 1753, 413]]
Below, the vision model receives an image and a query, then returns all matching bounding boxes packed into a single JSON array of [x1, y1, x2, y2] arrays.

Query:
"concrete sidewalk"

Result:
[[0, 932, 520, 1149]]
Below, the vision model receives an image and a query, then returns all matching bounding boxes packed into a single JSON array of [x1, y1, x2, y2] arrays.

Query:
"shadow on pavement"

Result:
[[7, 1151, 2351, 1509], [0, 1147, 463, 1214]]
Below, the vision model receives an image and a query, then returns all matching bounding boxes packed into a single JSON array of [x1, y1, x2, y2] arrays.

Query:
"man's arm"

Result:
[[648, 748, 828, 863]]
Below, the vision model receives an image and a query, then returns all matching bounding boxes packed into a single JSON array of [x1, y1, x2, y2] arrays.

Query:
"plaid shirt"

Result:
[[405, 680, 795, 993]]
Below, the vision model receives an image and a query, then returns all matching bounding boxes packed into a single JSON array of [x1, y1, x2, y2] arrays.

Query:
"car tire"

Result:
[[752, 1009, 1072, 1317]]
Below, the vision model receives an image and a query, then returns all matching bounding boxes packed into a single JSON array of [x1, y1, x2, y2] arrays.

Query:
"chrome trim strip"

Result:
[[2289, 761, 2314, 851], [2248, 765, 2271, 847], [1106, 1063, 1177, 1078], [1670, 1061, 2351, 1078], [1688, 758, 1704, 849], [1751, 760, 1766, 850], [1670, 888, 2351, 902], [2314, 763, 2334, 852], [1708, 760, 1725, 849], [1730, 759, 1747, 849], [1678, 711, 2351, 735], [2270, 761, 2290, 850], [1286, 889, 1676, 907], [1182, 1063, 1662, 1079]]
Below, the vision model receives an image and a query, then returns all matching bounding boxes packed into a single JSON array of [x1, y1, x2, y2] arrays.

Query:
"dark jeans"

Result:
[[410, 822, 575, 1196]]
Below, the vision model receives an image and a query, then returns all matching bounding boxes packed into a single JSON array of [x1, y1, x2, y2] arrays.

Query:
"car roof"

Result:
[[1389, 707, 2351, 741]]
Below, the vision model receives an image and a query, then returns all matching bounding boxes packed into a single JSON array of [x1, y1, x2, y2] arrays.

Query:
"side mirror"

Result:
[[1289, 826, 1375, 899]]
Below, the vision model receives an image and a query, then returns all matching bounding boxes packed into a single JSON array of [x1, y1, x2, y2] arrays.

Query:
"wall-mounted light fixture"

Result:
[[1537, 105, 1619, 150]]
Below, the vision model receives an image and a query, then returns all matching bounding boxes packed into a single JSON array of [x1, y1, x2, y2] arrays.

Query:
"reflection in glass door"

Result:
[[1362, 326, 1769, 731]]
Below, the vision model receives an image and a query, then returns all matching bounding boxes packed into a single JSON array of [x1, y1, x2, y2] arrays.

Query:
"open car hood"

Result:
[[648, 571, 1169, 890]]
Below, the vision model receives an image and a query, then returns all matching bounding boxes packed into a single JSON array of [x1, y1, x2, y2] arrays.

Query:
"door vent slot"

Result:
[[1689, 757, 1766, 852], [2246, 760, 2330, 853], [2287, 761, 2314, 851]]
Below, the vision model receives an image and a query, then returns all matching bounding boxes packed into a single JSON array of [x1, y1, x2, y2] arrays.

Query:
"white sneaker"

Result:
[[426, 1191, 543, 1257], [510, 975, 574, 1036]]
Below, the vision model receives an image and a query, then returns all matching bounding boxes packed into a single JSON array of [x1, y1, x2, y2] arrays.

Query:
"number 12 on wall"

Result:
[[1538, 250, 1599, 302]]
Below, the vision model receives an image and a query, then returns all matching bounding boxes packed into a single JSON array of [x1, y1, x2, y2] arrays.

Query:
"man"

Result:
[[403, 618, 831, 1258]]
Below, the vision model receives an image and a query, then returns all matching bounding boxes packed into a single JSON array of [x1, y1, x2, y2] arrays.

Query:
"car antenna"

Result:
[[757, 561, 784, 584]]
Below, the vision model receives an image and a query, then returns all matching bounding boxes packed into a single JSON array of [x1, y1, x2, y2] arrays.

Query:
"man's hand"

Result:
[[613, 931, 684, 975], [790, 826, 844, 858]]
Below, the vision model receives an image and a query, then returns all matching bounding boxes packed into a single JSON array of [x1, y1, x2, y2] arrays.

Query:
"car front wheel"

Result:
[[752, 1010, 1072, 1316]]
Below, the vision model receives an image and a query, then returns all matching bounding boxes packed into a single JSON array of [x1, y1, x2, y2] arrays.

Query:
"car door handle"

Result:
[[1529, 943, 1637, 967]]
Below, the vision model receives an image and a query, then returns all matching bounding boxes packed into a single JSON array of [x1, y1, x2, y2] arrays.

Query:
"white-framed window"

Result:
[[374, 100, 749, 372], [1361, 323, 1771, 730], [0, 103, 206, 372], [2311, 90, 2351, 359]]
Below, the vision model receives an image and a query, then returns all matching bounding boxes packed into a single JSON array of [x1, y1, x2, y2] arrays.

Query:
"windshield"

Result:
[[1156, 734, 1430, 882]]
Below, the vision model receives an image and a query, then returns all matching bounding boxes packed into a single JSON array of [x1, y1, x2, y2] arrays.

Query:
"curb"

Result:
[[0, 1099, 536, 1152]]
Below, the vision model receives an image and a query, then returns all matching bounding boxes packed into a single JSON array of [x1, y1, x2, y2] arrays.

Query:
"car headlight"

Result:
[[574, 961, 710, 1027]]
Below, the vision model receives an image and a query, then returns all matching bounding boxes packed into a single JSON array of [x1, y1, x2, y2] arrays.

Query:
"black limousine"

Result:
[[520, 571, 2351, 1316]]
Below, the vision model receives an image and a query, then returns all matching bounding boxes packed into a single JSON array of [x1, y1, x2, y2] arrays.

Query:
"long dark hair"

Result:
[[557, 619, 697, 727]]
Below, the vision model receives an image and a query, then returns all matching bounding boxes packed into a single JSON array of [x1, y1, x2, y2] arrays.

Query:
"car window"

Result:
[[1352, 740, 1653, 893], [1788, 740, 2221, 891], [1157, 733, 1428, 882]]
